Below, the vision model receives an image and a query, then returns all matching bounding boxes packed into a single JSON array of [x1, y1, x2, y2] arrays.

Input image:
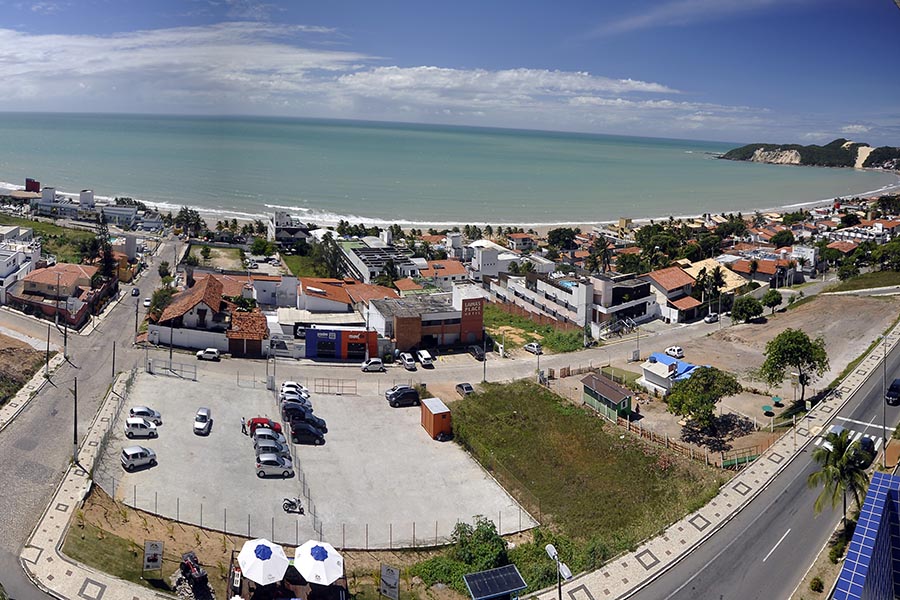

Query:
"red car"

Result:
[[248, 417, 282, 435]]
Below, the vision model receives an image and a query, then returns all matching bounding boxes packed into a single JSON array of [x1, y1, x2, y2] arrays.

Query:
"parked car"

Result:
[[121, 446, 157, 471], [281, 397, 313, 413], [855, 436, 876, 468], [254, 439, 291, 459], [468, 345, 485, 361], [248, 417, 282, 435], [416, 350, 434, 368], [124, 417, 158, 439], [387, 387, 420, 408], [886, 378, 900, 406], [524, 342, 543, 355], [822, 425, 846, 452], [193, 408, 212, 435], [196, 348, 221, 361], [281, 381, 309, 394], [665, 346, 684, 359], [143, 297, 151, 308], [131, 287, 140, 297], [281, 401, 316, 421], [399, 352, 416, 370], [286, 409, 328, 434], [252, 427, 287, 447], [385, 385, 415, 401], [703, 312, 719, 324], [290, 422, 326, 445], [279, 388, 311, 401], [456, 383, 475, 397], [361, 358, 386, 372], [256, 453, 293, 478], [129, 406, 162, 425]]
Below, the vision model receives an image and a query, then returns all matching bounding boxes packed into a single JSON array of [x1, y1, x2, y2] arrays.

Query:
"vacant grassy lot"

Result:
[[188, 244, 244, 271], [453, 381, 724, 546], [0, 214, 94, 263], [483, 303, 584, 352], [0, 334, 48, 408], [283, 254, 320, 277], [827, 270, 900, 292]]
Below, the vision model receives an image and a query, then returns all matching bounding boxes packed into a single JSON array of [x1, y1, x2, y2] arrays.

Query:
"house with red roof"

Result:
[[505, 232, 535, 252], [640, 266, 700, 323], [419, 259, 468, 291], [6, 263, 117, 328]]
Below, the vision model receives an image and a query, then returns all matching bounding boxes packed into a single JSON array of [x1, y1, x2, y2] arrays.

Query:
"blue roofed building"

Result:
[[834, 471, 900, 600], [637, 352, 701, 395]]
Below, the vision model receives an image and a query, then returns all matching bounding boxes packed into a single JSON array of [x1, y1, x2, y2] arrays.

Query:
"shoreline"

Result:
[[2, 172, 899, 237]]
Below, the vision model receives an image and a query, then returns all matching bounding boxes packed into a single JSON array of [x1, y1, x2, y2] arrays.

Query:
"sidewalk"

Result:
[[19, 371, 173, 600], [532, 321, 900, 600]]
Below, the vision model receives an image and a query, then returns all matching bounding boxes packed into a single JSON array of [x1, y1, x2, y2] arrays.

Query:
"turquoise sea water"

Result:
[[0, 113, 896, 226]]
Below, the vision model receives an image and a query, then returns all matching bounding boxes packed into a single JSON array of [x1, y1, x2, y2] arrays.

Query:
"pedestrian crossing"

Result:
[[813, 429, 883, 451]]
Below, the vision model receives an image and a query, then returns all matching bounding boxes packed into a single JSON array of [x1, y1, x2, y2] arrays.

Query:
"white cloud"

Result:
[[590, 0, 807, 37], [841, 124, 871, 134]]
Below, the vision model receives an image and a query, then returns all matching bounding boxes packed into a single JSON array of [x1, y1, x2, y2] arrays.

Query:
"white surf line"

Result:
[[763, 529, 791, 562]]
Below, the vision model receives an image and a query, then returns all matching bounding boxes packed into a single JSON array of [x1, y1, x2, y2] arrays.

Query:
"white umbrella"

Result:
[[294, 540, 344, 585], [238, 538, 289, 585]]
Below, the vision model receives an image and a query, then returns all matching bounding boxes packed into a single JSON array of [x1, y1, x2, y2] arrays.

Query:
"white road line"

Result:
[[763, 529, 791, 562], [851, 431, 863, 443], [814, 437, 822, 446], [876, 438, 884, 451], [835, 416, 880, 428]]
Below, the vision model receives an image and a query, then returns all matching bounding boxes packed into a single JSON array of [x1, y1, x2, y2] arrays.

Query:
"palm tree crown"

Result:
[[807, 429, 871, 523]]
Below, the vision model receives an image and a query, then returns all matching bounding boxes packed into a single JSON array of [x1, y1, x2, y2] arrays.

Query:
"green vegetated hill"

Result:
[[722, 138, 900, 169]]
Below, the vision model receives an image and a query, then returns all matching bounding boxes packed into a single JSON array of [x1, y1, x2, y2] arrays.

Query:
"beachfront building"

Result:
[[638, 352, 701, 396], [467, 239, 527, 281], [267, 211, 310, 246], [641, 266, 700, 323], [505, 232, 535, 252], [6, 263, 117, 328], [341, 240, 420, 284], [828, 223, 892, 245]]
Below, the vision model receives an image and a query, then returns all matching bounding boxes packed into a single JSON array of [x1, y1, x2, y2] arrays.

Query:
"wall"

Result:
[[147, 324, 229, 352], [459, 297, 484, 345], [394, 315, 422, 351]]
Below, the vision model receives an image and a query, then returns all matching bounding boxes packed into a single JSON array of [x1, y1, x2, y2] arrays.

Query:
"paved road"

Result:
[[631, 337, 900, 600], [0, 243, 168, 600]]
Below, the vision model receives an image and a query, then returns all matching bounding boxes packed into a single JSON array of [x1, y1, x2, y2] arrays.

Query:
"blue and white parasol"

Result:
[[294, 540, 344, 585], [237, 538, 289, 585]]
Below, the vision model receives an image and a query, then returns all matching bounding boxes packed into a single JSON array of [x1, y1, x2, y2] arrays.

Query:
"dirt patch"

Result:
[[491, 325, 535, 346], [0, 333, 47, 406], [189, 245, 244, 271], [71, 487, 466, 600]]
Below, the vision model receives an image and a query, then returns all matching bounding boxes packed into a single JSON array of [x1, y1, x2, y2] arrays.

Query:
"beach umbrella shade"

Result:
[[238, 538, 290, 585], [294, 540, 344, 585]]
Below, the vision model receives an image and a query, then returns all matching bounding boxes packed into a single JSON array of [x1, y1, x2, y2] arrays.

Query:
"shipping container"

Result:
[[421, 397, 451, 440]]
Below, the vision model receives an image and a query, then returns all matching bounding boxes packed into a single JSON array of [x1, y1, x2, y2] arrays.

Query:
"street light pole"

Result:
[[545, 544, 571, 600], [482, 330, 487, 383], [884, 334, 889, 469]]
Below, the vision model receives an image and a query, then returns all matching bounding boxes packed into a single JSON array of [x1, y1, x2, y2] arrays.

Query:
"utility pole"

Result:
[[45, 322, 50, 377], [884, 335, 888, 469], [169, 323, 174, 365], [72, 377, 78, 464], [112, 341, 116, 380], [482, 330, 487, 383], [134, 295, 139, 337]]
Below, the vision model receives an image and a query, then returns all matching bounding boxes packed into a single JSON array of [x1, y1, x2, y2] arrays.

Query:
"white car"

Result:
[[256, 453, 294, 478], [280, 388, 311, 401], [665, 346, 685, 359], [196, 348, 220, 361], [416, 350, 434, 368], [524, 342, 543, 355], [252, 427, 287, 447], [121, 446, 157, 471], [281, 381, 309, 394], [399, 352, 416, 370], [129, 406, 162, 425], [193, 408, 212, 436], [143, 297, 151, 308], [361, 358, 385, 372]]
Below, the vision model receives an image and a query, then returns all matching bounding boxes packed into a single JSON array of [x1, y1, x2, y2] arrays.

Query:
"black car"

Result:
[[291, 422, 325, 445], [287, 410, 328, 434], [385, 385, 415, 401], [468, 345, 485, 361], [387, 388, 420, 408], [281, 401, 313, 420], [887, 378, 900, 406], [131, 287, 140, 297]]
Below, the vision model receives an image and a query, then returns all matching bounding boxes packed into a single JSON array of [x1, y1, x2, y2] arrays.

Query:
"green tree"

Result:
[[760, 328, 829, 403], [761, 289, 783, 314], [158, 261, 171, 278], [837, 262, 860, 281], [770, 230, 795, 248], [808, 429, 871, 525], [547, 227, 578, 250], [748, 259, 759, 279], [666, 366, 742, 427], [840, 213, 861, 228], [200, 245, 212, 263], [731, 295, 763, 323], [374, 258, 399, 288], [615, 252, 646, 274], [149, 286, 176, 319], [250, 237, 274, 257], [311, 233, 343, 278]]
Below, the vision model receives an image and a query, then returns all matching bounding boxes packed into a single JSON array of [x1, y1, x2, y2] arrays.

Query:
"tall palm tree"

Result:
[[709, 265, 726, 300], [808, 429, 871, 525]]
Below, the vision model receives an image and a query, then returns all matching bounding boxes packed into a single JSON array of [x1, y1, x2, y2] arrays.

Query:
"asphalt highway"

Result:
[[631, 335, 900, 600]]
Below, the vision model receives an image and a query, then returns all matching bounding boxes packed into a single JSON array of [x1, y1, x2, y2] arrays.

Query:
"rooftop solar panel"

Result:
[[463, 564, 527, 600]]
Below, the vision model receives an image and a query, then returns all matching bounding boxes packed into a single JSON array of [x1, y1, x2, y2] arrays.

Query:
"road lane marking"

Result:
[[851, 431, 863, 443], [876, 437, 884, 451], [835, 416, 880, 428], [763, 529, 791, 562]]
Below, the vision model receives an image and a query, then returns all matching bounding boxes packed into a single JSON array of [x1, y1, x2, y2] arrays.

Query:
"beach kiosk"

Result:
[[464, 565, 527, 600], [421, 397, 452, 440]]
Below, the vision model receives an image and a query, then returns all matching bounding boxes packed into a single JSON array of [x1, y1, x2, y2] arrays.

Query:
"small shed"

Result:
[[421, 397, 452, 440], [581, 372, 632, 421]]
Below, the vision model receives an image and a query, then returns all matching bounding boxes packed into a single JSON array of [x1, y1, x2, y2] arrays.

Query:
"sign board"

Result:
[[142, 540, 163, 571], [380, 564, 400, 600]]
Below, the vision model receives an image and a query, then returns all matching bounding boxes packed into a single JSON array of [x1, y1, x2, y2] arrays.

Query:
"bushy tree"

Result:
[[770, 230, 795, 248], [762, 289, 782, 314], [760, 328, 829, 403], [547, 227, 578, 250], [200, 246, 212, 262], [158, 261, 171, 278], [667, 366, 741, 427], [731, 295, 763, 323], [838, 263, 859, 281]]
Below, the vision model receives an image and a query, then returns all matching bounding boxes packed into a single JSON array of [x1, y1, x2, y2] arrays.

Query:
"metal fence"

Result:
[[312, 378, 357, 395], [89, 369, 136, 481], [146, 358, 197, 381]]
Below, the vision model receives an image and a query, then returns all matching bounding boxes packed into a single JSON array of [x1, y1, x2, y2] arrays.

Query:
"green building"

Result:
[[581, 373, 633, 421]]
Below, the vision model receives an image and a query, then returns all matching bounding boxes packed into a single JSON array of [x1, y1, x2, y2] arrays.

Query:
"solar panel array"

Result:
[[463, 564, 527, 600]]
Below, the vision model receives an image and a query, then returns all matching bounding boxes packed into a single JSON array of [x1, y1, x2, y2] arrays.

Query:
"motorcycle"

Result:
[[282, 497, 305, 514]]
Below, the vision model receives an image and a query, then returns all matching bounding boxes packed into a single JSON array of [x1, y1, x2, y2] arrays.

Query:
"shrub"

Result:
[[810, 576, 824, 593]]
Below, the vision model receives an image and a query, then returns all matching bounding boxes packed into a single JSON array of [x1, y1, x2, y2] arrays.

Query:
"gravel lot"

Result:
[[93, 363, 536, 549]]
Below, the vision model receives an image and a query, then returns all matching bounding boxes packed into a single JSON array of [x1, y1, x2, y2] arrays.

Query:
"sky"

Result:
[[0, 0, 898, 144]]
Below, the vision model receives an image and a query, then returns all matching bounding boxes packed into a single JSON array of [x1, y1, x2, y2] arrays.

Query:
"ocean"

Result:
[[0, 112, 897, 226]]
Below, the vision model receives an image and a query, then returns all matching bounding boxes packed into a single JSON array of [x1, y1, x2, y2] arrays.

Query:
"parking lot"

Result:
[[93, 361, 536, 549]]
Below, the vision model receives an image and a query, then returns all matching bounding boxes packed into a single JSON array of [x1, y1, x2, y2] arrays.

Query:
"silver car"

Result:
[[121, 446, 157, 471], [129, 406, 162, 425], [193, 408, 212, 435], [252, 427, 287, 447], [254, 439, 291, 459], [256, 453, 294, 478]]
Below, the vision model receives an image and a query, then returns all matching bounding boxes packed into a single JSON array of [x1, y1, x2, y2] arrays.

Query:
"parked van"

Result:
[[121, 446, 157, 471], [125, 417, 158, 439], [416, 350, 434, 368]]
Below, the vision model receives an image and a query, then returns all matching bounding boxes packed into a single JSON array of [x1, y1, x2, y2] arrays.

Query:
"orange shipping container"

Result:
[[421, 397, 452, 440]]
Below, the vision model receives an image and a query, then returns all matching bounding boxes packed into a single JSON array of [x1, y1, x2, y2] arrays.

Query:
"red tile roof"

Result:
[[730, 258, 791, 276], [646, 266, 694, 292], [420, 260, 467, 278], [670, 295, 701, 311], [615, 246, 642, 255], [394, 278, 423, 292], [299, 278, 352, 305], [507, 233, 533, 239], [159, 276, 224, 323], [25, 263, 98, 288], [419, 234, 445, 244], [226, 310, 269, 341], [195, 273, 251, 297], [345, 282, 399, 304], [827, 240, 859, 254]]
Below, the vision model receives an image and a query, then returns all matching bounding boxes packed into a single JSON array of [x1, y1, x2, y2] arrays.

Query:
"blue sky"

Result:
[[0, 0, 898, 144]]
